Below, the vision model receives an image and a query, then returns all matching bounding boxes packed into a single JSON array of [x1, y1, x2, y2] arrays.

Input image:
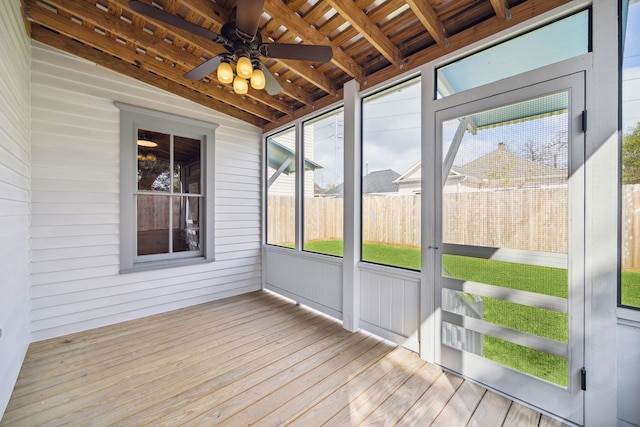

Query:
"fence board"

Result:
[[268, 185, 639, 270]]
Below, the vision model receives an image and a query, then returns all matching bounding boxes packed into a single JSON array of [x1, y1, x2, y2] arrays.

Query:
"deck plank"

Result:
[[322, 348, 426, 425], [360, 359, 443, 426], [396, 371, 464, 426], [503, 401, 542, 427], [467, 390, 512, 427], [0, 291, 569, 427], [431, 379, 487, 426]]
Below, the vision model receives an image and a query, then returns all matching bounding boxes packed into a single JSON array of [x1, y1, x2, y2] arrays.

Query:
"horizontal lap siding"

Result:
[[0, 0, 31, 415], [30, 42, 262, 341]]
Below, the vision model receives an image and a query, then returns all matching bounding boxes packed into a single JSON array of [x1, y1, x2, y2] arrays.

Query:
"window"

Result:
[[621, 0, 640, 308], [116, 103, 217, 272], [361, 78, 421, 269], [303, 108, 344, 256], [436, 10, 590, 98], [266, 127, 296, 248]]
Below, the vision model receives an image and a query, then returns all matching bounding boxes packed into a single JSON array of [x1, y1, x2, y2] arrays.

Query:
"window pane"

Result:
[[137, 194, 169, 255], [267, 128, 296, 247], [175, 136, 201, 194], [621, 0, 640, 308], [303, 108, 344, 256], [362, 78, 421, 269], [173, 196, 200, 252], [137, 130, 170, 192], [436, 10, 589, 98]]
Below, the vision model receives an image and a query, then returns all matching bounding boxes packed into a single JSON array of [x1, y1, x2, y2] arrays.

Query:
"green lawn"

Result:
[[622, 270, 640, 307], [301, 239, 640, 386]]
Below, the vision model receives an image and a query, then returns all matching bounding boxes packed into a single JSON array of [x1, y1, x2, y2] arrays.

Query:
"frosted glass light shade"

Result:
[[236, 56, 253, 79], [233, 76, 249, 94], [217, 61, 233, 84], [250, 68, 266, 90]]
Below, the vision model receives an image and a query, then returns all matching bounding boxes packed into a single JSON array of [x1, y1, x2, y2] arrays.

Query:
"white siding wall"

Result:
[[0, 0, 31, 415], [30, 42, 262, 341]]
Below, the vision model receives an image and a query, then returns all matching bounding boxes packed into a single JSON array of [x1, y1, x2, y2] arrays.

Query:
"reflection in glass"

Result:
[[136, 130, 202, 257], [137, 194, 169, 255], [137, 130, 170, 192], [621, 0, 640, 308], [361, 78, 421, 269], [266, 128, 296, 247], [303, 108, 344, 256]]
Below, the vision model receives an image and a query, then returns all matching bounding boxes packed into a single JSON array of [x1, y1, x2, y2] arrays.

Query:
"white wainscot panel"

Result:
[[264, 247, 342, 320], [617, 315, 640, 427], [359, 264, 420, 352]]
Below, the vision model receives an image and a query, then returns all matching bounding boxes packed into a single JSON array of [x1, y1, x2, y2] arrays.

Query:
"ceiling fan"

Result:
[[129, 0, 333, 95]]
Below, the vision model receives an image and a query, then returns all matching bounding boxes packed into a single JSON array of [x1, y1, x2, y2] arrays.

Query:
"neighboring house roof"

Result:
[[325, 169, 400, 196], [395, 144, 566, 189], [456, 144, 566, 186]]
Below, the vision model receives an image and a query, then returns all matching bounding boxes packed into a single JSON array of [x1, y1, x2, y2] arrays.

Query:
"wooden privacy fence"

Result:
[[622, 184, 640, 270], [269, 185, 640, 269]]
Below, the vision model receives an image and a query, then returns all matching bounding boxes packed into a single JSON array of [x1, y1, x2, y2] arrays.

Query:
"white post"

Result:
[[584, 0, 618, 424], [342, 79, 361, 332]]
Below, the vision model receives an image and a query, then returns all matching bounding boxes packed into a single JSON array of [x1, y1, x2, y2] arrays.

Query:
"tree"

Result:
[[623, 121, 640, 184]]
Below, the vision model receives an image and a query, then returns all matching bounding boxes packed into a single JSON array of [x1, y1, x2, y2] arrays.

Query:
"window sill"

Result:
[[618, 306, 640, 325], [120, 256, 214, 274]]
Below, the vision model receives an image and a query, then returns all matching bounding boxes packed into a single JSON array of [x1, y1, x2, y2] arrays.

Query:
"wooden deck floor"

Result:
[[1, 291, 568, 426]]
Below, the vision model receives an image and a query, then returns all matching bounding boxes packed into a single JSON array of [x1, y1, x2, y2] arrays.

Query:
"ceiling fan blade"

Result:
[[235, 0, 265, 40], [184, 56, 223, 81], [259, 43, 333, 62], [129, 1, 228, 45], [259, 63, 283, 96]]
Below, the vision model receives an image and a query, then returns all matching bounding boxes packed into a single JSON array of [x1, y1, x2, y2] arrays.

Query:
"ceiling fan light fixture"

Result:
[[236, 56, 253, 79], [217, 61, 234, 84], [250, 68, 266, 90], [233, 75, 249, 95]]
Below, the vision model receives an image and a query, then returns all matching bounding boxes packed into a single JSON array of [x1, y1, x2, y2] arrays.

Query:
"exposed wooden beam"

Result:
[[490, 0, 512, 21], [324, 0, 401, 68], [27, 0, 279, 122], [405, 0, 449, 48], [31, 25, 265, 127], [263, 0, 363, 83]]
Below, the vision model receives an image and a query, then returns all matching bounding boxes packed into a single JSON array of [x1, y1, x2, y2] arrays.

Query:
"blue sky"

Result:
[[623, 0, 640, 133], [304, 4, 639, 189]]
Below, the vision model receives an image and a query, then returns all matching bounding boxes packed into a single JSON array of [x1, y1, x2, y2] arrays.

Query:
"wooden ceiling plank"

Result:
[[324, 0, 400, 68], [405, 0, 449, 47], [30, 25, 265, 127], [489, 0, 512, 21], [263, 0, 363, 83], [27, 0, 279, 122]]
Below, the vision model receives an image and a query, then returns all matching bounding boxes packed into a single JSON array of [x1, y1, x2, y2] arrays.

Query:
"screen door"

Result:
[[434, 73, 585, 425]]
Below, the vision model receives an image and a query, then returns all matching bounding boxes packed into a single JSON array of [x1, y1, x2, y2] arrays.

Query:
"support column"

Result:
[[342, 79, 361, 332]]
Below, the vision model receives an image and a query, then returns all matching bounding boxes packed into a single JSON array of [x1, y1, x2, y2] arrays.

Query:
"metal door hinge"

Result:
[[580, 367, 587, 390]]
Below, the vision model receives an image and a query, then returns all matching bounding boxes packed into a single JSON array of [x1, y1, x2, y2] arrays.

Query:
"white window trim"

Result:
[[115, 102, 217, 273]]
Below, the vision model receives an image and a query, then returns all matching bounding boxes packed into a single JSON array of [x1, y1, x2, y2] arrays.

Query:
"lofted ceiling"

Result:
[[22, 0, 570, 132]]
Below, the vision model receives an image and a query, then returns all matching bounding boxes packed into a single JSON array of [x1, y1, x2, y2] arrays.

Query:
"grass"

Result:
[[622, 270, 640, 307], [299, 239, 640, 386]]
